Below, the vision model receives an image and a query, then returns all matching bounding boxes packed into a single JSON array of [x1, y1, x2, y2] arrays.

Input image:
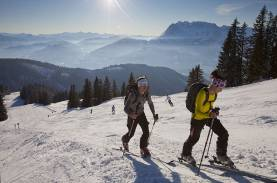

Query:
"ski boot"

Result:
[[140, 147, 151, 158], [179, 154, 196, 166], [121, 138, 129, 152], [122, 142, 129, 152], [217, 155, 235, 168]]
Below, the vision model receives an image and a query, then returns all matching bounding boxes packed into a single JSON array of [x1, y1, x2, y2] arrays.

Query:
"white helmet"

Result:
[[136, 76, 148, 87]]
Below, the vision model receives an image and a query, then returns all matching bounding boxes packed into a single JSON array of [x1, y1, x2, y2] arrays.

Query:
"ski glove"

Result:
[[212, 107, 220, 115], [153, 114, 159, 122]]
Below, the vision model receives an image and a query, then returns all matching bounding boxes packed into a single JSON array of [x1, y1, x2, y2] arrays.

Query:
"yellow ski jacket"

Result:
[[192, 88, 216, 120]]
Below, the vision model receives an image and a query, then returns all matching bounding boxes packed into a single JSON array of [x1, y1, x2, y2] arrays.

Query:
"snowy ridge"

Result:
[[1, 79, 277, 182]]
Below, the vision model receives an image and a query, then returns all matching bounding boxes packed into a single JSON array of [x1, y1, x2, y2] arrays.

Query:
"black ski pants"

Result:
[[182, 118, 229, 156], [122, 112, 149, 148]]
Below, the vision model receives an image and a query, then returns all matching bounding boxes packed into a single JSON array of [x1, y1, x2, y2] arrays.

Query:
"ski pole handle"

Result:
[[154, 114, 159, 123]]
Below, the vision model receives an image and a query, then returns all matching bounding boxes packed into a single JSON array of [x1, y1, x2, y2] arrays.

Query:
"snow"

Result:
[[1, 79, 277, 182]]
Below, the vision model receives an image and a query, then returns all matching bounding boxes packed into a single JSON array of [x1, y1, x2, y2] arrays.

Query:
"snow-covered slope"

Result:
[[1, 79, 277, 182]]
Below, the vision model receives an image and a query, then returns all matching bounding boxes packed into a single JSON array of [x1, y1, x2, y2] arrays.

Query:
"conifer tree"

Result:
[[120, 82, 126, 96], [248, 6, 268, 82], [112, 80, 119, 98], [67, 84, 80, 109], [82, 79, 93, 108], [0, 94, 8, 121], [186, 65, 204, 90]]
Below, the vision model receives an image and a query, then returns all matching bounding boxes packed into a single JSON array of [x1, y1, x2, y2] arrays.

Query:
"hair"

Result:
[[210, 70, 225, 80]]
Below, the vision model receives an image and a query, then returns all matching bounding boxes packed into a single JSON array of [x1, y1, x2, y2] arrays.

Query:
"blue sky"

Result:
[[0, 0, 276, 36]]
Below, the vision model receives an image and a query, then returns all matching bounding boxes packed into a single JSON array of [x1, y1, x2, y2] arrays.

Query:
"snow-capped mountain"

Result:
[[78, 21, 234, 74], [161, 21, 229, 42], [0, 21, 239, 74], [0, 79, 277, 182]]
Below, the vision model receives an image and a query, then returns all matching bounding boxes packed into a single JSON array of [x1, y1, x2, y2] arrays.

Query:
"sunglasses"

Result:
[[137, 79, 148, 87], [212, 79, 226, 88]]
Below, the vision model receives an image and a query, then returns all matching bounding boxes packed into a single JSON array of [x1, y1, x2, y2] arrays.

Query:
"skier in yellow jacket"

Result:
[[181, 70, 233, 165]]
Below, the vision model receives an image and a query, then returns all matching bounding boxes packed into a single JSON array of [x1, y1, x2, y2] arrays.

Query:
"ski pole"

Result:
[[205, 131, 214, 158], [197, 117, 215, 175], [148, 115, 158, 144], [121, 118, 135, 155], [205, 107, 220, 159], [128, 119, 135, 140]]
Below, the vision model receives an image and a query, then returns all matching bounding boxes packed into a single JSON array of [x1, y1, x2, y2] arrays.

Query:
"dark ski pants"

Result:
[[182, 118, 229, 156], [122, 113, 149, 148]]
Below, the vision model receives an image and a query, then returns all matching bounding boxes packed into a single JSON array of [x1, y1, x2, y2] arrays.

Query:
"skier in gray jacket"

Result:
[[122, 76, 159, 157]]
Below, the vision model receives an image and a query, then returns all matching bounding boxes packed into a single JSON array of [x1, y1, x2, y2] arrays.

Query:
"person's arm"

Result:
[[147, 94, 155, 116], [195, 89, 211, 118]]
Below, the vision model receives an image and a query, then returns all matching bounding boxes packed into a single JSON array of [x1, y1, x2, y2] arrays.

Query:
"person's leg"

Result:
[[122, 117, 138, 143], [182, 119, 205, 156], [206, 118, 229, 156], [137, 113, 150, 149]]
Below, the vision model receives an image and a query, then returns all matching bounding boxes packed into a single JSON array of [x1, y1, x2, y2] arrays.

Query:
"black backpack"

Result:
[[124, 83, 138, 105], [186, 83, 217, 113]]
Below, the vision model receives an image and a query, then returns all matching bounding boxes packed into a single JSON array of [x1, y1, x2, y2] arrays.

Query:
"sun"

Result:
[[102, 0, 131, 20], [106, 0, 116, 8]]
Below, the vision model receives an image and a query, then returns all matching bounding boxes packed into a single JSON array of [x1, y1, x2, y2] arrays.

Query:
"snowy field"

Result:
[[1, 79, 277, 183]]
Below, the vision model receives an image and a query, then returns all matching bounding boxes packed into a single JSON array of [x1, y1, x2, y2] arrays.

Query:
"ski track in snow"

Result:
[[1, 79, 277, 182]]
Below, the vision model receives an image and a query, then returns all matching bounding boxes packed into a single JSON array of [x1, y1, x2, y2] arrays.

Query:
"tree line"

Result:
[[186, 6, 277, 88], [67, 73, 135, 109], [20, 84, 67, 105], [0, 85, 8, 121], [217, 6, 277, 87]]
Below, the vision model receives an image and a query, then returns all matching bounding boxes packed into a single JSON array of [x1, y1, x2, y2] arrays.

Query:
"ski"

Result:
[[176, 156, 277, 182], [203, 163, 277, 182], [205, 156, 277, 182], [112, 147, 175, 166]]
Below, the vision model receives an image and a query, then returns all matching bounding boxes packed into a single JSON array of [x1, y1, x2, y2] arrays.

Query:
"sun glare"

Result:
[[101, 0, 132, 20], [106, 0, 115, 8]]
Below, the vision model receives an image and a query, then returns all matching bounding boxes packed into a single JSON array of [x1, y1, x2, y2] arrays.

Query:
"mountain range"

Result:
[[0, 21, 243, 74], [0, 58, 186, 95]]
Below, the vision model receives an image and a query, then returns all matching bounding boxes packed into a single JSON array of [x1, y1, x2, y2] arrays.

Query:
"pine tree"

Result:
[[0, 85, 8, 96], [271, 39, 277, 78], [93, 77, 104, 105], [39, 91, 50, 105], [269, 15, 277, 78], [128, 72, 135, 84], [120, 82, 126, 96], [186, 65, 204, 90], [93, 77, 100, 105], [248, 6, 268, 82], [238, 22, 250, 84], [98, 78, 103, 104], [81, 79, 93, 108], [265, 12, 274, 79], [103, 76, 112, 101], [0, 94, 8, 121], [53, 91, 68, 103], [67, 84, 79, 109], [112, 80, 119, 98], [217, 18, 241, 87]]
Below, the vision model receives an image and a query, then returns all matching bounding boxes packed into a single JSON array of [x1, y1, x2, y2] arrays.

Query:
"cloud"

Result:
[[216, 4, 244, 15]]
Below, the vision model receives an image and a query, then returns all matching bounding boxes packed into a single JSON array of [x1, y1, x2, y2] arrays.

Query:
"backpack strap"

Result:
[[213, 93, 217, 102], [203, 88, 217, 110], [203, 88, 209, 106], [130, 89, 139, 104]]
